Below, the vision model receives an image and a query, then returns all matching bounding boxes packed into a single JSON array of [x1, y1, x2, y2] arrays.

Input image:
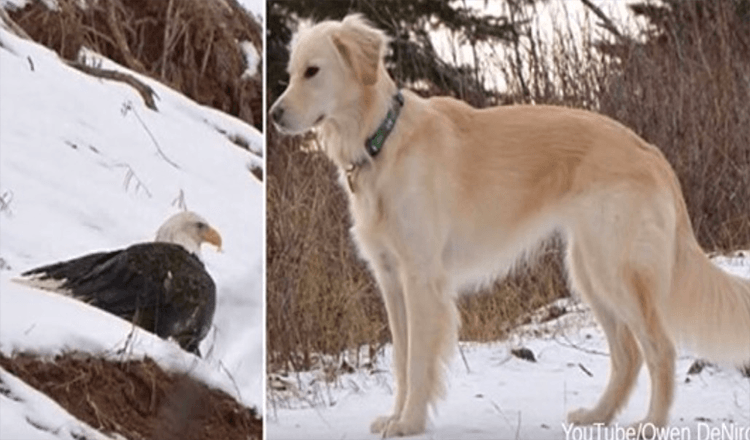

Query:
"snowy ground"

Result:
[[0, 19, 263, 439], [267, 255, 750, 440]]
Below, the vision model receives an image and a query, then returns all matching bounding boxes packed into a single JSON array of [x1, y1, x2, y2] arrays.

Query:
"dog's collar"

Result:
[[346, 90, 404, 193], [365, 90, 404, 157]]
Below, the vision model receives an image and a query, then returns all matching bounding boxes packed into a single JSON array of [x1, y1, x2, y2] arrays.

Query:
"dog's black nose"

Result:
[[271, 105, 284, 124]]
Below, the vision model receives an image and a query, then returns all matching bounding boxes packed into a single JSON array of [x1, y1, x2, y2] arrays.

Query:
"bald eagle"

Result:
[[16, 211, 222, 356]]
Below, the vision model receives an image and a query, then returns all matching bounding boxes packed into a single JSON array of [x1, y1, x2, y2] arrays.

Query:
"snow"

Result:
[[0, 0, 57, 12], [235, 0, 263, 22], [0, 368, 112, 440], [267, 256, 750, 440], [241, 41, 261, 79], [0, 22, 263, 439], [0, 0, 32, 9]]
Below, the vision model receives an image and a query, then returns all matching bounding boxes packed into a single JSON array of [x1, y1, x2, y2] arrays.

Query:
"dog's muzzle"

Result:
[[270, 103, 286, 129]]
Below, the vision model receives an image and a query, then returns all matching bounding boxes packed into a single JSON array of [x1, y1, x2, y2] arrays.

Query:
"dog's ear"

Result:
[[331, 15, 385, 86]]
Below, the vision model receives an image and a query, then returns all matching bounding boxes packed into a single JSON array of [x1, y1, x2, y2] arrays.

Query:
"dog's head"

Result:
[[270, 15, 389, 134]]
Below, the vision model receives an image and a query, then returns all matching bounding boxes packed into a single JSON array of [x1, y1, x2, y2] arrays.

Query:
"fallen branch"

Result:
[[65, 60, 159, 111]]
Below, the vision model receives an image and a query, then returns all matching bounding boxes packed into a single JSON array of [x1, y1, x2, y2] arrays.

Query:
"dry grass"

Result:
[[266, 2, 750, 373], [8, 0, 263, 130], [457, 242, 569, 342], [266, 129, 387, 372], [0, 352, 262, 440]]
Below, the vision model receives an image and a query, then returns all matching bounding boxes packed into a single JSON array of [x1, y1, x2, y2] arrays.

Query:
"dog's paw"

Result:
[[370, 415, 398, 434], [567, 407, 609, 426], [382, 418, 426, 437]]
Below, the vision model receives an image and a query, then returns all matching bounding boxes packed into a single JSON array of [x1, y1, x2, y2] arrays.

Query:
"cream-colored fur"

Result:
[[270, 14, 750, 438]]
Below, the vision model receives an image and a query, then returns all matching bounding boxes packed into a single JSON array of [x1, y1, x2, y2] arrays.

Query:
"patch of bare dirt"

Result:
[[0, 352, 262, 440]]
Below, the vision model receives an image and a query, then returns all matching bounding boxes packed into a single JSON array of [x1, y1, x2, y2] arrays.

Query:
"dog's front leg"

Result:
[[368, 253, 409, 435], [382, 270, 458, 437]]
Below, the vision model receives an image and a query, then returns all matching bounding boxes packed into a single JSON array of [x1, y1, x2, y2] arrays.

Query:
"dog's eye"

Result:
[[304, 66, 320, 79]]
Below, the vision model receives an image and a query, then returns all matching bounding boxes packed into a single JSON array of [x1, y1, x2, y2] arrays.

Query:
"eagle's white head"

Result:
[[155, 211, 222, 256]]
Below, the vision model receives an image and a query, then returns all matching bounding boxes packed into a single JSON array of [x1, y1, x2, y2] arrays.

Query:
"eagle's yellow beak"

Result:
[[202, 227, 223, 252]]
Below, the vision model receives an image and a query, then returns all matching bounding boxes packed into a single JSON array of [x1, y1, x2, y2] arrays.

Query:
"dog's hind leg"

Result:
[[566, 239, 643, 425], [382, 267, 458, 437], [620, 204, 677, 432], [369, 252, 410, 434], [568, 197, 677, 433], [621, 267, 676, 433]]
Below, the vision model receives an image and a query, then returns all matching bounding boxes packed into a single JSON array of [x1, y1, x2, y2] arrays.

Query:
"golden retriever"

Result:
[[270, 14, 750, 437]]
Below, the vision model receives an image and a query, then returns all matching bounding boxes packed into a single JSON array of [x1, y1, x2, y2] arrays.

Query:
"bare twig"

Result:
[[171, 189, 188, 210], [160, 0, 176, 78], [114, 324, 139, 360], [218, 360, 244, 405], [121, 101, 180, 169], [580, 0, 627, 42], [200, 27, 216, 77], [578, 363, 594, 377], [67, 61, 159, 110], [113, 162, 153, 198], [489, 399, 517, 432], [555, 334, 609, 357], [105, 0, 145, 73], [458, 343, 471, 374], [0, 190, 14, 216]]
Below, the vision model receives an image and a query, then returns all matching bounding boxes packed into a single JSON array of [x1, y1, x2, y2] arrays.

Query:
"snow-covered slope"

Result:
[[0, 22, 263, 438], [268, 255, 750, 440]]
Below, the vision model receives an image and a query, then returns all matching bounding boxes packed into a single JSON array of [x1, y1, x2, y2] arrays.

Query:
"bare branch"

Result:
[[580, 0, 628, 42], [67, 60, 159, 111], [121, 101, 180, 169]]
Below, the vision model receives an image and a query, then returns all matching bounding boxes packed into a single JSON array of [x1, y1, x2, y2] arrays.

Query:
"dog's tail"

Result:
[[666, 229, 750, 364]]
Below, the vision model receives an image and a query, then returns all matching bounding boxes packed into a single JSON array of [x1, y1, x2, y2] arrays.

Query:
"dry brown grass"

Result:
[[0, 352, 262, 440], [7, 0, 262, 130], [457, 243, 569, 342], [266, 2, 750, 373], [266, 128, 387, 372]]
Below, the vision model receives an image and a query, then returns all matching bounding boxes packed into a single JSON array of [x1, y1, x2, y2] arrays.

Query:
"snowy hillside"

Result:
[[0, 20, 263, 439], [268, 255, 750, 440]]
